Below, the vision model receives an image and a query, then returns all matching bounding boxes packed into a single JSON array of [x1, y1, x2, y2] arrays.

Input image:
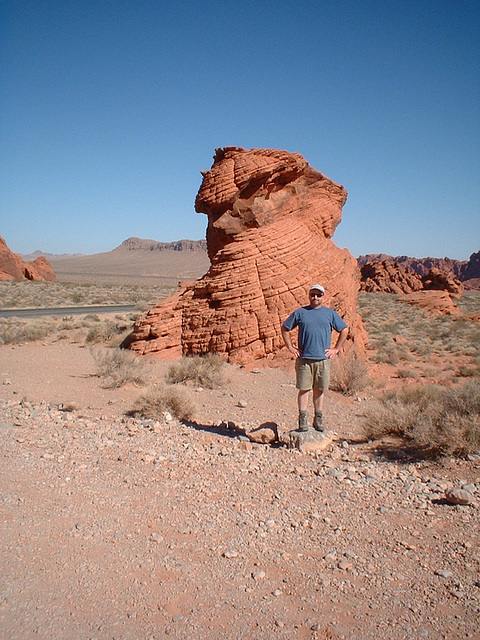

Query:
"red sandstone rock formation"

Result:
[[421, 268, 463, 298], [358, 254, 466, 278], [360, 260, 423, 294], [129, 147, 366, 364], [401, 291, 461, 315], [0, 236, 56, 282]]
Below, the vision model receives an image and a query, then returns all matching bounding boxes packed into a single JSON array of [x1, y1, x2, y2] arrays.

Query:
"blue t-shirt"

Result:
[[282, 305, 347, 360]]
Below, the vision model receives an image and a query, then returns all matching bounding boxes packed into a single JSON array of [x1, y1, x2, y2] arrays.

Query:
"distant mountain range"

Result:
[[17, 238, 479, 288], [23, 237, 210, 286], [116, 237, 207, 252], [21, 250, 84, 261], [21, 237, 207, 261]]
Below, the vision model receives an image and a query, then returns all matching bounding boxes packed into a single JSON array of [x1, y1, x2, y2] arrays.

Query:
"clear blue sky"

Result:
[[1, 0, 479, 259]]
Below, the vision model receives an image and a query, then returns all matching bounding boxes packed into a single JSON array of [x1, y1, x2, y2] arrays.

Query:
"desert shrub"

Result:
[[364, 380, 480, 458], [372, 345, 400, 365], [85, 318, 132, 346], [457, 365, 480, 378], [330, 353, 370, 396], [131, 384, 196, 421], [166, 353, 227, 389], [92, 348, 150, 388], [396, 368, 419, 379], [0, 317, 57, 344], [457, 291, 480, 315]]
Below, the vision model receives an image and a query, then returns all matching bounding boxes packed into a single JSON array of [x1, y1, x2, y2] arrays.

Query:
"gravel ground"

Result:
[[1, 342, 479, 640]]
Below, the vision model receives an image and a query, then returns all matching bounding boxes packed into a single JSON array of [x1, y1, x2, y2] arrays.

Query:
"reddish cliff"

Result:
[[128, 147, 366, 364], [360, 260, 423, 294], [0, 236, 56, 282], [358, 252, 480, 290]]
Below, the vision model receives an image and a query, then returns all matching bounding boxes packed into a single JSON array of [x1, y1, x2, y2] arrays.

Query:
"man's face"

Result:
[[309, 290, 324, 307]]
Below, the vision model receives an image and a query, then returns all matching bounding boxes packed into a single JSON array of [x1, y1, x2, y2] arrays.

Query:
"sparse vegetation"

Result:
[[330, 353, 370, 396], [0, 280, 174, 309], [0, 317, 56, 344], [364, 380, 480, 458], [131, 384, 196, 421], [85, 316, 133, 346], [0, 313, 139, 346], [91, 347, 151, 388], [358, 291, 480, 383], [166, 353, 228, 389]]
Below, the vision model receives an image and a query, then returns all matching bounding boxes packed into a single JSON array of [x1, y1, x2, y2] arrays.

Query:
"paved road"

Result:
[[0, 305, 139, 318]]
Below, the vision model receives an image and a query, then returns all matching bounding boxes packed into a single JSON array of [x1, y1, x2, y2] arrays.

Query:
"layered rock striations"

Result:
[[129, 147, 366, 363], [0, 236, 56, 282]]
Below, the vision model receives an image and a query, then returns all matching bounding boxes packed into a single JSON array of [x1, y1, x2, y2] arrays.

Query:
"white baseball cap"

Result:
[[309, 284, 325, 294]]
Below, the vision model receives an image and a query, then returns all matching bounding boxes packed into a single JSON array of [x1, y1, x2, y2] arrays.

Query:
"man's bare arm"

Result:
[[325, 327, 348, 358], [281, 325, 301, 358]]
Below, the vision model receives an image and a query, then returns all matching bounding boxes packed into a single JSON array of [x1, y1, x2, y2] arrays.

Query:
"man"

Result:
[[281, 284, 348, 431]]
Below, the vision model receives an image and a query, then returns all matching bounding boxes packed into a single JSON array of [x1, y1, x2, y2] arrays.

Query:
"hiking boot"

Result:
[[298, 411, 308, 432], [313, 411, 324, 431]]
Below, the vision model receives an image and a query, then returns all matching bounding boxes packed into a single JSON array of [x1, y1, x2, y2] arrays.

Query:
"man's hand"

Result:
[[325, 347, 339, 358], [288, 345, 302, 359], [326, 327, 348, 358], [281, 326, 301, 359]]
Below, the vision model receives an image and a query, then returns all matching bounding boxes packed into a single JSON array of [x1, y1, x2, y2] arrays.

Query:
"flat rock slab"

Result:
[[288, 428, 333, 453]]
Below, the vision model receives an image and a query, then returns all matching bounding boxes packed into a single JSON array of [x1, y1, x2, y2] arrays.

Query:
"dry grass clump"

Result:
[[166, 353, 228, 389], [0, 317, 57, 344], [131, 384, 196, 422], [85, 316, 134, 346], [396, 368, 419, 379], [330, 353, 370, 396], [91, 348, 150, 388], [364, 380, 480, 458]]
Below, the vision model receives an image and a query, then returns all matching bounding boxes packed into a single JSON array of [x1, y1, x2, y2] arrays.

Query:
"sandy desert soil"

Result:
[[1, 333, 479, 640]]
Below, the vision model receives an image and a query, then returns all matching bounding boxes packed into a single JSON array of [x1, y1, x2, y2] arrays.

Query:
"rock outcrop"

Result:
[[401, 291, 461, 315], [359, 260, 464, 314], [358, 251, 480, 290], [421, 268, 463, 298], [128, 147, 366, 364], [360, 260, 423, 294], [0, 236, 56, 282], [358, 254, 466, 278]]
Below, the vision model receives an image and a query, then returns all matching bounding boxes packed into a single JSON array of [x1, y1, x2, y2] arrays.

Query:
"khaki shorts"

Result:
[[295, 358, 331, 391]]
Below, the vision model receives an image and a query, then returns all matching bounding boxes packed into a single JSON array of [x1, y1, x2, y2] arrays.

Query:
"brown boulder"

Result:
[[0, 236, 56, 282], [360, 260, 423, 294], [421, 268, 464, 298], [129, 147, 366, 364]]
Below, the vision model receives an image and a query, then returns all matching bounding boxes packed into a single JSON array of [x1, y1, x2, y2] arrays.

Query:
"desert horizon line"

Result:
[[16, 235, 479, 264]]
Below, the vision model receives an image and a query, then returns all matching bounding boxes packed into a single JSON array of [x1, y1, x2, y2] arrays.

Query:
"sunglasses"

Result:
[[309, 292, 323, 298]]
